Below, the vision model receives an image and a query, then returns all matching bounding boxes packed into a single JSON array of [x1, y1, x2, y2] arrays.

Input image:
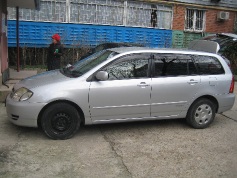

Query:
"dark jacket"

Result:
[[47, 41, 63, 70]]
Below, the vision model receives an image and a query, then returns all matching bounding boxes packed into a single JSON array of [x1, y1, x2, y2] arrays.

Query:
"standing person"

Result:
[[47, 34, 63, 70]]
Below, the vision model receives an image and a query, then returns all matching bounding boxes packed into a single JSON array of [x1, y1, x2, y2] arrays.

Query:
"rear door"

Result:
[[193, 55, 227, 94], [150, 53, 201, 118]]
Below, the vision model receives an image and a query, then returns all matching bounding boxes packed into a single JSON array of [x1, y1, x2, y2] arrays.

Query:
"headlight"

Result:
[[11, 87, 33, 102]]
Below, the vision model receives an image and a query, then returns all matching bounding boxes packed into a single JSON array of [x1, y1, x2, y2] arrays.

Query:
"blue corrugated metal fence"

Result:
[[8, 20, 172, 48]]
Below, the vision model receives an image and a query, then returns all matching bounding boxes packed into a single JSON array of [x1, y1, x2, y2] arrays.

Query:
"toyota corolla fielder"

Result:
[[6, 47, 235, 139]]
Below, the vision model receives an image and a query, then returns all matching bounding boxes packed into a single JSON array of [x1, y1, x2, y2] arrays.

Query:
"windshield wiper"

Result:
[[60, 67, 75, 77], [70, 70, 83, 77], [60, 68, 66, 74]]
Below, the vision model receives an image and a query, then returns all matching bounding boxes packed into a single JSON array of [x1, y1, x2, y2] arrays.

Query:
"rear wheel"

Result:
[[41, 103, 81, 139], [186, 98, 216, 129]]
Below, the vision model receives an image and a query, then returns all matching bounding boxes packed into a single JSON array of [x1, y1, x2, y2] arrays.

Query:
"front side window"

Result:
[[102, 53, 150, 80], [185, 9, 205, 32], [153, 54, 197, 77], [193, 55, 224, 75]]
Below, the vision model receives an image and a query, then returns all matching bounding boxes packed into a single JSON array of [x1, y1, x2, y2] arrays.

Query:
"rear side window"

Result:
[[153, 54, 197, 77], [193, 55, 225, 75]]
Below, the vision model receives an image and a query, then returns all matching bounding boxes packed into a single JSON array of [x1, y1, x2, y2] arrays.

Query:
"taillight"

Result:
[[229, 76, 235, 93]]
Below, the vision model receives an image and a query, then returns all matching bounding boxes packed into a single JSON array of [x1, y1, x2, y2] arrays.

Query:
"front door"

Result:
[[89, 53, 152, 122]]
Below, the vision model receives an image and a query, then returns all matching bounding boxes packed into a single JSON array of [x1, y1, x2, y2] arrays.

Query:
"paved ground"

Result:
[[0, 87, 237, 177]]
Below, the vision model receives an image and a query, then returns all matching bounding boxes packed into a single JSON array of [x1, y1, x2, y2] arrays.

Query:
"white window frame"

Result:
[[157, 5, 173, 29]]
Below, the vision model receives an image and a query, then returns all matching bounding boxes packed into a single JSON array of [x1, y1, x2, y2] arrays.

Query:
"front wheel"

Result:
[[41, 103, 81, 139], [186, 98, 216, 129]]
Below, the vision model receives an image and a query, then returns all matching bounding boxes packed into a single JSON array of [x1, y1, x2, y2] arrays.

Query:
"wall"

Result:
[[171, 3, 236, 48], [206, 10, 236, 33], [0, 0, 9, 84], [172, 31, 206, 48], [172, 4, 236, 33], [172, 5, 185, 31]]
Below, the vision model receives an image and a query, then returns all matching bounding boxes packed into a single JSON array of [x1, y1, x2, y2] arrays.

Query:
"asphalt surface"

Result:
[[0, 94, 237, 177]]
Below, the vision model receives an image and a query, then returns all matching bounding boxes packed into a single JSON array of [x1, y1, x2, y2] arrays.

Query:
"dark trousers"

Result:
[[47, 59, 60, 71]]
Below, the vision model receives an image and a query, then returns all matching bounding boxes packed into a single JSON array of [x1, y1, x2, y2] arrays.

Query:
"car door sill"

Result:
[[92, 115, 179, 124]]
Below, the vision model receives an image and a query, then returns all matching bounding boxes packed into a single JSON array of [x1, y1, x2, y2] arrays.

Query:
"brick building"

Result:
[[173, 0, 236, 33], [6, 0, 237, 47], [171, 0, 237, 48], [5, 0, 237, 70]]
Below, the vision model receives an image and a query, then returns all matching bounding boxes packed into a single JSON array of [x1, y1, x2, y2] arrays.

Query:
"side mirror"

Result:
[[95, 71, 109, 81]]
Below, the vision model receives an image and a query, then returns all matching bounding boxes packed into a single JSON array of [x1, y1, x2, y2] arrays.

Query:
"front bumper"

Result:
[[6, 94, 47, 127]]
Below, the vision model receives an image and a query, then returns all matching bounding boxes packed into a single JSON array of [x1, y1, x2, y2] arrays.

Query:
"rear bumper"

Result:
[[217, 93, 235, 113]]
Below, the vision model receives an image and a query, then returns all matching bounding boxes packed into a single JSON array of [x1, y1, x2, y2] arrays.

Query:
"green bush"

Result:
[[222, 41, 237, 74]]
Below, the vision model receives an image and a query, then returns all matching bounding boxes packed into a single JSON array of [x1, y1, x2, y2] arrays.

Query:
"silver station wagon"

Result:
[[6, 47, 235, 139]]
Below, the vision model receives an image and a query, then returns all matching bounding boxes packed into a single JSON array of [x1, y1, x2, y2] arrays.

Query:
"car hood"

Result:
[[188, 40, 220, 54], [14, 70, 70, 90]]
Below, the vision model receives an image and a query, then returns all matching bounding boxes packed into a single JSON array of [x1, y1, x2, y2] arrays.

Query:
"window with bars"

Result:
[[7, 0, 173, 29], [185, 9, 205, 32], [8, 0, 67, 22], [70, 0, 124, 25]]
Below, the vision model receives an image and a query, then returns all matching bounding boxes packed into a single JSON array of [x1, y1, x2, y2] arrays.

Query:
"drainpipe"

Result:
[[16, 6, 20, 72]]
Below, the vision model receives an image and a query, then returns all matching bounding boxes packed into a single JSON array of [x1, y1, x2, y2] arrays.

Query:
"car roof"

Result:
[[204, 33, 237, 40], [109, 47, 149, 53], [108, 46, 216, 56], [217, 33, 237, 39]]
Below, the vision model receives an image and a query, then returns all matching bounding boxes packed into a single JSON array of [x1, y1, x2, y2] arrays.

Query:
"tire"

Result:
[[41, 103, 81, 140], [186, 98, 216, 129]]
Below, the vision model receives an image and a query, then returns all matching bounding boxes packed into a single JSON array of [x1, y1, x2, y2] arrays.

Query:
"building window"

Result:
[[126, 2, 151, 27], [8, 0, 67, 22], [7, 0, 173, 29], [70, 0, 124, 25], [126, 2, 172, 29], [156, 5, 173, 29], [185, 9, 205, 32]]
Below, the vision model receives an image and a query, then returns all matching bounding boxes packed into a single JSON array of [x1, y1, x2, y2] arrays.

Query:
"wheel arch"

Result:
[[189, 95, 219, 113], [37, 100, 85, 128]]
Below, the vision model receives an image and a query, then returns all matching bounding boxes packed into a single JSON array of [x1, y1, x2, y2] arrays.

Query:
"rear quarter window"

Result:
[[193, 55, 225, 75]]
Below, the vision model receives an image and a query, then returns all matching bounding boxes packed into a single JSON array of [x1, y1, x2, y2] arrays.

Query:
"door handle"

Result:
[[187, 79, 199, 84], [137, 82, 150, 87]]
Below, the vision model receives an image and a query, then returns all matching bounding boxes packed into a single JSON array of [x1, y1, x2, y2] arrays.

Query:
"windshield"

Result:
[[60, 50, 117, 77]]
